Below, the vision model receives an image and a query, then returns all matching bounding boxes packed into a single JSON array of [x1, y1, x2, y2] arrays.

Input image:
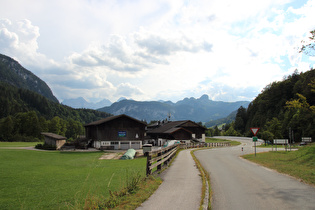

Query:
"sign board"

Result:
[[273, 139, 288, 144], [118, 131, 127, 137], [302, 137, 312, 142], [252, 136, 258, 142], [250, 127, 260, 136]]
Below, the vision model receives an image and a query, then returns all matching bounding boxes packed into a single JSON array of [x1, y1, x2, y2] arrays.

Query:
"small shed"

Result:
[[41, 132, 66, 150]]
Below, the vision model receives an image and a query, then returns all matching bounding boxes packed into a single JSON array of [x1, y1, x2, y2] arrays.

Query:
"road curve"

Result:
[[195, 137, 315, 210]]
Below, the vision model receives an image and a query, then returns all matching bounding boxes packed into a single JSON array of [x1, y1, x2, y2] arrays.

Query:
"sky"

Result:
[[1, 0, 315, 103]]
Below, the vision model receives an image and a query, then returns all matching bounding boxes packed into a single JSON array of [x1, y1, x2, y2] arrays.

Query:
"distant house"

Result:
[[41, 132, 66, 150], [84, 114, 147, 150], [147, 120, 206, 146]]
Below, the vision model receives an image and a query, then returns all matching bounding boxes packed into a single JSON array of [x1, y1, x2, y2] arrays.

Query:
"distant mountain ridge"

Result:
[[98, 94, 250, 123], [0, 54, 58, 103], [62, 97, 112, 109]]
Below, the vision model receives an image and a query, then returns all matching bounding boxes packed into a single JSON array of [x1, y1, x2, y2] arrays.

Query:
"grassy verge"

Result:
[[0, 141, 39, 147], [191, 149, 211, 210], [82, 174, 162, 209], [110, 175, 162, 209], [206, 137, 241, 146], [242, 144, 315, 186], [0, 149, 148, 209], [257, 144, 298, 149]]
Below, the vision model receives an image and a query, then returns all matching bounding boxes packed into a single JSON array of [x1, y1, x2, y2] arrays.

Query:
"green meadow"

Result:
[[243, 143, 315, 185], [0, 142, 38, 147], [0, 146, 147, 209]]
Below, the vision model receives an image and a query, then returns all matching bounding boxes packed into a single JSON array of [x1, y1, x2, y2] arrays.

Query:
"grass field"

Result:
[[205, 137, 241, 146], [0, 147, 148, 209], [243, 144, 315, 186], [0, 142, 39, 147]]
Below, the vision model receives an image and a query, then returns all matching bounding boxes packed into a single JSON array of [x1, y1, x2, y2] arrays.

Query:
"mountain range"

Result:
[[98, 95, 250, 123], [0, 53, 249, 125], [62, 97, 112, 109]]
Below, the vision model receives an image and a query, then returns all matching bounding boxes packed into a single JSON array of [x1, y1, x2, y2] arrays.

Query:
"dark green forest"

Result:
[[219, 69, 315, 142], [0, 82, 111, 141]]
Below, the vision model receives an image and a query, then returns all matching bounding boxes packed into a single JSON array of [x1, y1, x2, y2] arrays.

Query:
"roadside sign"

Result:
[[250, 127, 260, 136], [253, 137, 258, 142], [302, 137, 312, 142], [273, 139, 288, 144]]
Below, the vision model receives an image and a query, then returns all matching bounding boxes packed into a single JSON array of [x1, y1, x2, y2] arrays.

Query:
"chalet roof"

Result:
[[41, 132, 66, 140], [84, 114, 147, 127], [163, 127, 193, 134], [146, 121, 187, 133], [147, 120, 203, 134]]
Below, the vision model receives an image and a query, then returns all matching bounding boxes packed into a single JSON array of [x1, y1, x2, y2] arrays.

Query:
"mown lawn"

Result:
[[243, 144, 315, 186], [0, 148, 147, 209], [0, 142, 39, 147]]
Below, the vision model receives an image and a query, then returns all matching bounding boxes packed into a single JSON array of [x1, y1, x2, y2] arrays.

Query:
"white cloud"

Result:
[[0, 0, 314, 103], [116, 83, 144, 98]]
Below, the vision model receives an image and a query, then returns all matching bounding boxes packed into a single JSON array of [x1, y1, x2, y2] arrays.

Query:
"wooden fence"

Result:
[[180, 142, 230, 149], [146, 142, 230, 176], [146, 144, 178, 176]]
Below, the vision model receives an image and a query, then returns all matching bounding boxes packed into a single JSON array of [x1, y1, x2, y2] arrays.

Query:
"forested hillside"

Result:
[[227, 69, 315, 142], [0, 83, 111, 141], [0, 54, 58, 103]]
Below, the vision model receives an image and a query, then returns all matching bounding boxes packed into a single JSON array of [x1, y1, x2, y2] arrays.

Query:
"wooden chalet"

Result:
[[146, 120, 206, 146], [84, 114, 147, 150]]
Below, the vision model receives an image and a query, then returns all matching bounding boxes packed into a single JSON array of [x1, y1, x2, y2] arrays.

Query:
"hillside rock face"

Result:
[[98, 95, 250, 123], [0, 54, 58, 103]]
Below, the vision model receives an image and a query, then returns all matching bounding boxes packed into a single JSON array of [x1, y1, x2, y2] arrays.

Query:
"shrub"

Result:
[[35, 143, 56, 150], [261, 130, 274, 141]]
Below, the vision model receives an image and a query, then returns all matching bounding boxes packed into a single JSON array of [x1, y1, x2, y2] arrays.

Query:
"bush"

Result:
[[35, 143, 43, 149], [35, 143, 56, 150], [261, 130, 274, 142]]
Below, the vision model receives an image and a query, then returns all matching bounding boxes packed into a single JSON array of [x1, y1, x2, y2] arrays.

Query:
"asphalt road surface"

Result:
[[137, 149, 202, 210], [195, 137, 315, 210]]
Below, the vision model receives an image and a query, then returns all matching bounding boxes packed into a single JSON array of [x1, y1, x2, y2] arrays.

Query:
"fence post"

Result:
[[146, 152, 152, 176], [157, 150, 162, 171]]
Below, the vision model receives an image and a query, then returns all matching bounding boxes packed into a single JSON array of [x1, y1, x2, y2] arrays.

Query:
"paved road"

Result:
[[195, 137, 315, 210], [137, 149, 202, 210]]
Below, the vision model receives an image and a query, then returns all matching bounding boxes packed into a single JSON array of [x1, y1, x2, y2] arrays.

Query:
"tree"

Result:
[[213, 126, 221, 136], [25, 111, 40, 138], [49, 116, 63, 135], [286, 93, 314, 113], [300, 30, 315, 56], [224, 125, 241, 136], [0, 116, 14, 141], [65, 119, 84, 140], [261, 130, 274, 143], [206, 128, 214, 137], [234, 106, 247, 134], [264, 117, 283, 139]]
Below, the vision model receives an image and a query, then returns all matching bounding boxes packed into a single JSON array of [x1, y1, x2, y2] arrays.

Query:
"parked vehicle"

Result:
[[299, 142, 307, 146]]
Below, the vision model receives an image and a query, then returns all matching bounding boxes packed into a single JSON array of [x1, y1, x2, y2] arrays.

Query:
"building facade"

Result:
[[41, 132, 66, 150], [84, 114, 147, 150], [146, 120, 206, 146]]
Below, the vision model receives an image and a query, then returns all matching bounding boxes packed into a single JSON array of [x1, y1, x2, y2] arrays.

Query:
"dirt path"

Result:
[[99, 152, 124, 159]]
